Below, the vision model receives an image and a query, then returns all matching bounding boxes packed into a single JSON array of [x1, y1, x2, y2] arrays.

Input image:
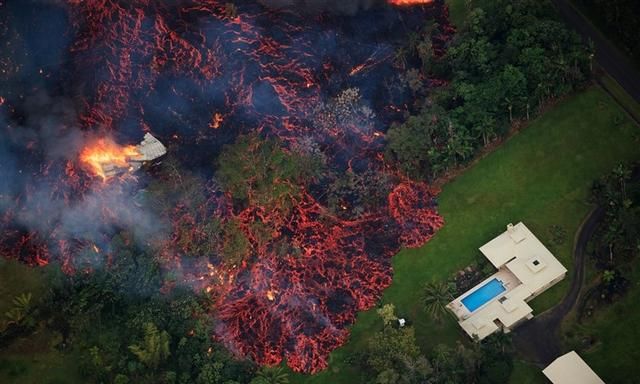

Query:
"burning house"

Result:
[[80, 133, 167, 180]]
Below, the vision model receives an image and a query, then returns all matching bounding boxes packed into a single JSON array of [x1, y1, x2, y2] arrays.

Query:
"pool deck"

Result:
[[448, 269, 520, 320], [447, 222, 567, 340]]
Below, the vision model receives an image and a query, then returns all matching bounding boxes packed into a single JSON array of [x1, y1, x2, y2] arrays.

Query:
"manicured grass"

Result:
[[289, 87, 640, 383], [0, 260, 82, 384], [509, 360, 546, 384], [0, 258, 50, 314], [0, 329, 83, 384], [562, 261, 640, 383]]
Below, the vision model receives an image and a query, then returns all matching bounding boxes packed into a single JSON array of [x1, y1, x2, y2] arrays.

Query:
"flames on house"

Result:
[[80, 133, 167, 180]]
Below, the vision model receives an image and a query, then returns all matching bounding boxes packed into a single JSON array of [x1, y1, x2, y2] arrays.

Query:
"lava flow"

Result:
[[388, 0, 435, 6], [1, 0, 455, 374]]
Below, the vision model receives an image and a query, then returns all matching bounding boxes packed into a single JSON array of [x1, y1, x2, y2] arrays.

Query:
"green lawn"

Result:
[[561, 254, 640, 383], [0, 258, 50, 315], [289, 87, 640, 383], [0, 260, 83, 384], [509, 360, 546, 384]]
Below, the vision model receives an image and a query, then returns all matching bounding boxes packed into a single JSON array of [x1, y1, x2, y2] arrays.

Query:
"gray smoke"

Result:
[[0, 89, 166, 261]]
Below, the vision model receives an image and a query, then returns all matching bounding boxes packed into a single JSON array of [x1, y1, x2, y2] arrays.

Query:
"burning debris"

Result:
[[80, 133, 167, 180]]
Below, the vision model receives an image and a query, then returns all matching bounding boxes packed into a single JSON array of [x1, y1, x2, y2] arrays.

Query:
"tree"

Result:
[[2, 292, 33, 329], [217, 133, 320, 214], [221, 219, 250, 266], [366, 326, 422, 374], [422, 281, 453, 323], [128, 322, 171, 369], [602, 270, 616, 285], [376, 303, 398, 327], [250, 366, 289, 384], [375, 369, 400, 384]]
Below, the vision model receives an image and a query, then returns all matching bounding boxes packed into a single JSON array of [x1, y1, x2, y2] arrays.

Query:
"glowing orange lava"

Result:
[[388, 0, 434, 6], [79, 138, 140, 181]]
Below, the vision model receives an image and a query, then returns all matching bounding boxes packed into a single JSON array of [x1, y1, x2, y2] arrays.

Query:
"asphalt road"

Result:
[[551, 0, 640, 103]]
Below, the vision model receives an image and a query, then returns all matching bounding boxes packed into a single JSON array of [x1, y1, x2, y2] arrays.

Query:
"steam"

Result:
[[0, 89, 165, 265]]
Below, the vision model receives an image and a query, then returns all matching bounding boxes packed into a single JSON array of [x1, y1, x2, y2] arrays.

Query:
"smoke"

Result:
[[0, 89, 166, 266], [256, 0, 384, 15]]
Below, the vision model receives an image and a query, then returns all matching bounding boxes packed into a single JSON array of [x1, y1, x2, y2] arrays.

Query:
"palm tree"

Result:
[[612, 163, 631, 199], [3, 292, 32, 330], [251, 366, 289, 384], [602, 270, 616, 285], [422, 281, 454, 323], [128, 322, 170, 369]]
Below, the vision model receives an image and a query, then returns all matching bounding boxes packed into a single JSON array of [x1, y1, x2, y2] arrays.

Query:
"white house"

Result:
[[447, 222, 567, 340]]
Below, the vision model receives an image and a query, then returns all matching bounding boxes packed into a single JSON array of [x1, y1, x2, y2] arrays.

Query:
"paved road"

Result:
[[551, 0, 640, 103], [512, 206, 605, 366]]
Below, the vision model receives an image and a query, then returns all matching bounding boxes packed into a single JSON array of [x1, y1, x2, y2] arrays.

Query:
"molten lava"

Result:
[[2, 0, 456, 374], [388, 0, 434, 6], [79, 138, 140, 181]]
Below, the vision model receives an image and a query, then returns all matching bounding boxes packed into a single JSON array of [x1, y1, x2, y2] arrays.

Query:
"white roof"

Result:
[[480, 222, 566, 293], [450, 222, 567, 340], [543, 351, 605, 384], [133, 133, 167, 162]]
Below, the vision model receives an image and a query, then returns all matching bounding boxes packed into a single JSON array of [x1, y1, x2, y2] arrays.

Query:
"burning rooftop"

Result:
[[80, 133, 167, 180]]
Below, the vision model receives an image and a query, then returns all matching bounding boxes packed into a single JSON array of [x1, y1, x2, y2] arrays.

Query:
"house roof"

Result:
[[543, 351, 605, 384], [449, 222, 567, 340], [480, 222, 567, 293], [134, 133, 167, 162]]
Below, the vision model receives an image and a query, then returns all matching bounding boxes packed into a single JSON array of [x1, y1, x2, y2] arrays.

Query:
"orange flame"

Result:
[[79, 138, 140, 181], [209, 112, 224, 129], [388, 0, 433, 6]]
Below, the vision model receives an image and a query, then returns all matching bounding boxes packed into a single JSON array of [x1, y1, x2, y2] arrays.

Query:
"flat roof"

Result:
[[449, 222, 567, 340], [543, 351, 605, 384], [481, 222, 567, 293]]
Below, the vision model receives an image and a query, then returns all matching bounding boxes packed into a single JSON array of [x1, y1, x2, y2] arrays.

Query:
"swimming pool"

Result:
[[461, 278, 506, 312]]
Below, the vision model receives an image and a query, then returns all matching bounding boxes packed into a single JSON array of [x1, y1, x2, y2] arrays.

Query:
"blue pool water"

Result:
[[461, 278, 506, 312]]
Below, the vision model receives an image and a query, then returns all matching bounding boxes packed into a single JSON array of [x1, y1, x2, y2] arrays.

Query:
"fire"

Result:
[[0, 0, 455, 374], [79, 138, 140, 181], [266, 289, 277, 301], [209, 112, 224, 129], [388, 0, 434, 6]]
